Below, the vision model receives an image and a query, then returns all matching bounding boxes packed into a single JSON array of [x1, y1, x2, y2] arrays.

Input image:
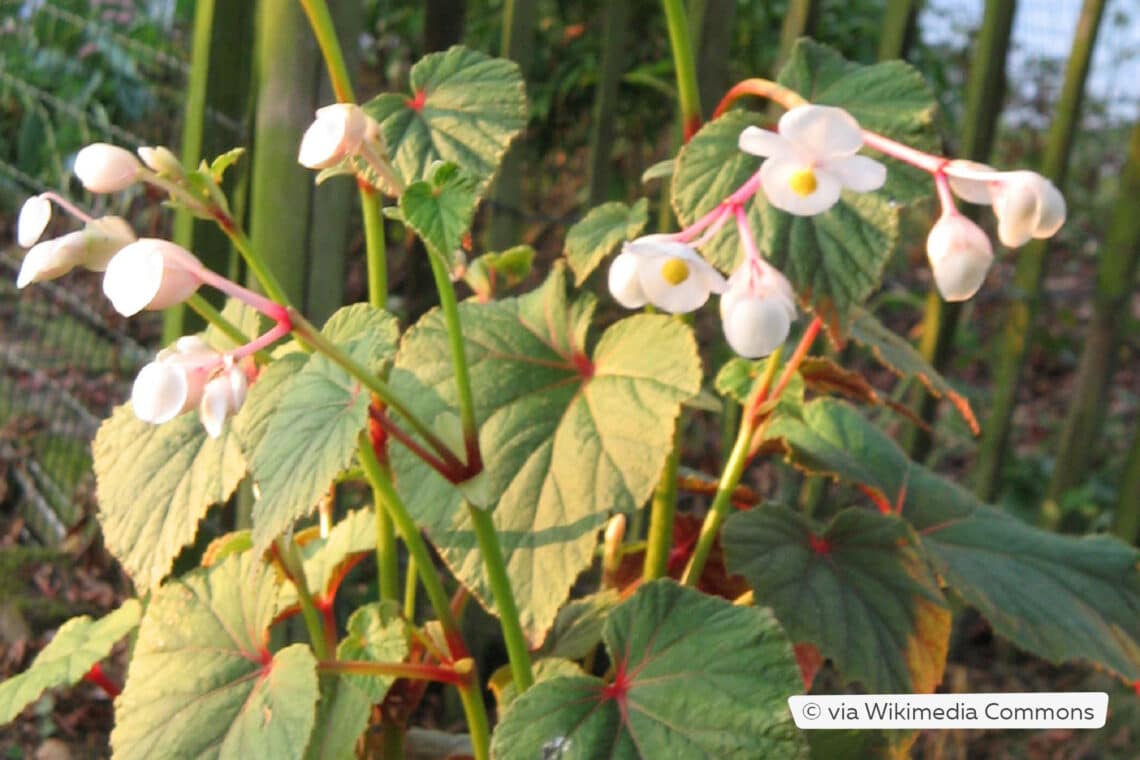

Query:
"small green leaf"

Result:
[[112, 553, 319, 760], [336, 602, 409, 702], [399, 162, 478, 263], [392, 267, 701, 642], [0, 601, 140, 724], [279, 509, 377, 609], [724, 507, 950, 693], [209, 147, 246, 181], [849, 307, 979, 434], [491, 580, 807, 759], [94, 404, 246, 591], [537, 590, 620, 661], [563, 198, 649, 285], [715, 355, 804, 416], [492, 657, 582, 714], [464, 245, 536, 299], [641, 158, 675, 184], [363, 46, 527, 195], [249, 306, 398, 550]]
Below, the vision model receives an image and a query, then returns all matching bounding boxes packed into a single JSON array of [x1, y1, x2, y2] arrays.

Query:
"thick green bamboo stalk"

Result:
[[1112, 422, 1140, 545], [878, 0, 921, 61], [1047, 120, 1140, 501], [486, 0, 535, 250], [903, 0, 1017, 461], [249, 0, 354, 321], [586, 0, 629, 205], [776, 0, 819, 71], [974, 0, 1107, 501]]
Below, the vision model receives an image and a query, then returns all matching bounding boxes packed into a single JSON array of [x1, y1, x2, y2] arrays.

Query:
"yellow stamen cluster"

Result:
[[788, 168, 818, 197], [659, 257, 691, 285]]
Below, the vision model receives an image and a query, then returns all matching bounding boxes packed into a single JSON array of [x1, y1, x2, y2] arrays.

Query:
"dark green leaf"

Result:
[[537, 590, 620, 661], [724, 507, 950, 693], [491, 580, 807, 759], [399, 162, 478, 263], [336, 602, 408, 702]]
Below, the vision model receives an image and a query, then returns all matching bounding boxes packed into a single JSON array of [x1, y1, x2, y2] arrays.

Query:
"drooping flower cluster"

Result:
[[13, 142, 291, 438]]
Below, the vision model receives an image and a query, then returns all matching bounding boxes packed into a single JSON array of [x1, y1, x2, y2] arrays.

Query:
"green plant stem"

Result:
[[374, 479, 400, 603], [467, 504, 534, 691], [357, 434, 464, 651], [275, 538, 332, 660], [404, 556, 418, 620], [297, 0, 355, 102], [362, 186, 388, 309], [776, 0, 818, 71], [680, 349, 781, 586], [427, 254, 480, 464], [1112, 424, 1140, 545], [661, 0, 702, 140], [224, 224, 291, 307], [877, 0, 920, 61], [643, 444, 680, 581], [185, 294, 248, 346], [456, 678, 491, 760], [973, 0, 1106, 500]]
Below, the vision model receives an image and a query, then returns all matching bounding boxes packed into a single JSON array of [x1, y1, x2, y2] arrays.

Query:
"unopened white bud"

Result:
[[991, 171, 1066, 248], [298, 103, 367, 170], [137, 146, 183, 176], [102, 238, 204, 317], [719, 262, 796, 358], [926, 213, 994, 302], [199, 365, 248, 439], [132, 338, 223, 425], [74, 143, 141, 193], [17, 195, 52, 248]]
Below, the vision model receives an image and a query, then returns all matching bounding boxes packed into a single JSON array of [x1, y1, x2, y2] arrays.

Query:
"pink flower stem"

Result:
[[933, 170, 959, 217], [860, 131, 947, 175], [733, 205, 764, 267], [674, 170, 765, 244], [40, 191, 94, 224], [228, 320, 293, 363], [188, 262, 290, 326]]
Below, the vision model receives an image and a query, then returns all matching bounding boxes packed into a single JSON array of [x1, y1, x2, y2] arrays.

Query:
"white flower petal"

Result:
[[74, 143, 141, 193], [722, 296, 792, 358], [16, 232, 87, 288], [926, 214, 994, 301], [131, 361, 190, 424], [137, 145, 182, 175], [81, 216, 137, 271], [1032, 178, 1066, 238], [608, 251, 648, 309], [17, 195, 52, 248], [824, 154, 886, 193], [639, 263, 711, 313], [298, 103, 367, 169], [947, 177, 994, 205], [102, 239, 203, 317], [778, 105, 863, 159], [738, 126, 793, 158], [199, 375, 232, 438], [760, 155, 842, 216]]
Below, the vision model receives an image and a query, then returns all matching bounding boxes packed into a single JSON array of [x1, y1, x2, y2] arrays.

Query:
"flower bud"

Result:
[[15, 216, 135, 289], [74, 143, 141, 193], [298, 103, 367, 169], [137, 145, 183, 176], [991, 171, 1066, 248], [719, 262, 796, 358], [925, 213, 994, 302], [607, 250, 648, 309], [17, 194, 52, 248], [102, 238, 204, 317], [199, 364, 249, 438]]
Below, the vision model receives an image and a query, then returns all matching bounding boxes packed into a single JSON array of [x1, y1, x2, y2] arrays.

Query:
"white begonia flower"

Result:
[[131, 336, 221, 425], [719, 261, 797, 358], [943, 162, 1066, 248], [607, 235, 726, 314], [298, 103, 368, 169], [74, 143, 142, 193], [17, 194, 52, 247], [102, 238, 204, 317], [739, 105, 887, 216], [137, 145, 183, 176], [925, 213, 995, 302], [16, 216, 136, 289], [198, 362, 249, 439]]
